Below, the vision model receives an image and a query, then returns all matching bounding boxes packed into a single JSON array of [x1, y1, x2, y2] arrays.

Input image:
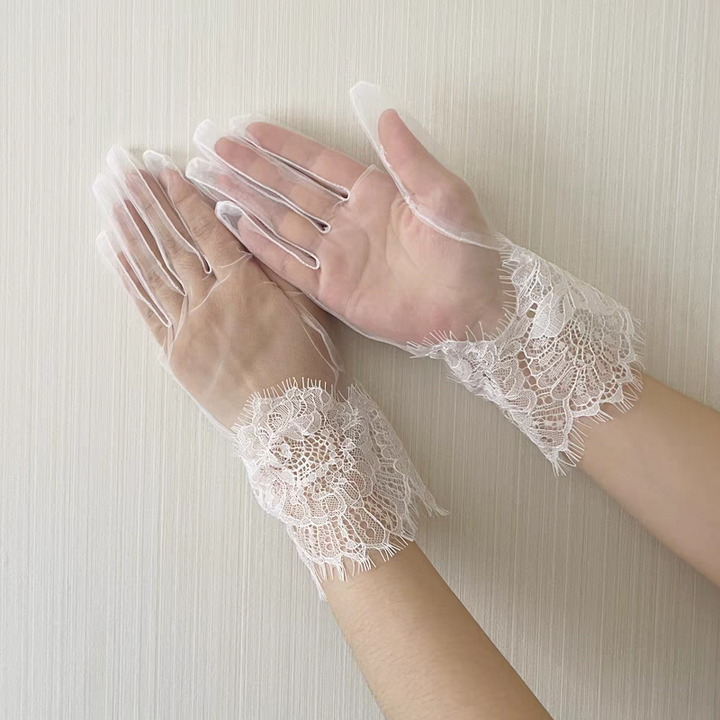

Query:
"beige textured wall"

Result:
[[2, 0, 719, 718]]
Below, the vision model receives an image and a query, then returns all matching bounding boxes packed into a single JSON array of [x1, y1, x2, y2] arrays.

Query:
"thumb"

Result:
[[349, 82, 455, 202], [350, 82, 496, 247], [377, 108, 451, 200]]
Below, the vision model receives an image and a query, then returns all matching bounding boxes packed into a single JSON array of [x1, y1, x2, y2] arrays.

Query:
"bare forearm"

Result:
[[324, 543, 552, 720], [580, 374, 720, 585]]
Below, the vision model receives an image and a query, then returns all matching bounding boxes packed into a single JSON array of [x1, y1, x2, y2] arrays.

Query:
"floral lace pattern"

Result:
[[234, 381, 445, 596], [412, 240, 643, 472]]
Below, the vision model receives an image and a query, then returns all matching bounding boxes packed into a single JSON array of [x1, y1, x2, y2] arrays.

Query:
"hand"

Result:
[[94, 147, 340, 430], [94, 145, 442, 594], [186, 89, 508, 347]]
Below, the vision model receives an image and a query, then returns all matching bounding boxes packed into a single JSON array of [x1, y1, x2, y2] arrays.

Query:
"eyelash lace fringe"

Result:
[[411, 238, 644, 473], [234, 381, 446, 597]]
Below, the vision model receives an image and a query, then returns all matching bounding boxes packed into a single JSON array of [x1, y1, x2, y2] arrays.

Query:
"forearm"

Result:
[[324, 543, 552, 720], [580, 374, 720, 585]]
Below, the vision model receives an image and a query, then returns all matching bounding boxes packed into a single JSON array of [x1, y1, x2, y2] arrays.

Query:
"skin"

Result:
[[98, 153, 554, 718], [197, 114, 506, 346], [209, 110, 720, 589], [324, 544, 552, 720], [580, 375, 720, 586], [98, 106, 720, 719], [98, 151, 339, 427]]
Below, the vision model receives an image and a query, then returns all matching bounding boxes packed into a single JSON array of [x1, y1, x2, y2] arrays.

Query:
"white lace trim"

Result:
[[411, 240, 644, 473], [233, 380, 445, 596]]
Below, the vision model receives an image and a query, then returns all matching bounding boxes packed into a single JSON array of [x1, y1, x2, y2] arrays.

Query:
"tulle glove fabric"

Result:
[[410, 243, 642, 471], [184, 82, 643, 472], [93, 147, 443, 595]]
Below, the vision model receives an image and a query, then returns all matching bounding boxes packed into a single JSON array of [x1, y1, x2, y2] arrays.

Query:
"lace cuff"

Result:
[[233, 380, 445, 597], [412, 238, 643, 473]]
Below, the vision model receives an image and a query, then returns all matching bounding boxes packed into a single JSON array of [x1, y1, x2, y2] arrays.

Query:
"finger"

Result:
[[94, 173, 184, 323], [292, 301, 343, 386], [96, 230, 169, 344], [376, 108, 453, 200], [116, 253, 169, 345], [220, 204, 321, 298], [213, 136, 340, 229], [117, 201, 185, 323], [350, 81, 451, 195], [376, 108, 495, 243], [283, 287, 342, 378], [188, 158, 322, 267], [106, 146, 211, 285], [141, 153, 216, 274], [229, 115, 367, 196], [214, 219, 337, 371], [94, 172, 179, 291], [146, 152, 249, 277], [130, 169, 213, 286], [195, 119, 339, 231], [214, 197, 319, 270]]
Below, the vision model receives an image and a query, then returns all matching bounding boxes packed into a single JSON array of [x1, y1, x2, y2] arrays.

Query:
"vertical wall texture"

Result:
[[1, 0, 719, 717]]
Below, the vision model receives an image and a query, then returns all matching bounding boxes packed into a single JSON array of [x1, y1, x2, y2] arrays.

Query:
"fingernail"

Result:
[[105, 145, 136, 176], [185, 157, 226, 202], [143, 149, 180, 190], [215, 201, 244, 237], [184, 156, 212, 183], [193, 119, 222, 154], [229, 113, 264, 141], [126, 173, 145, 193], [104, 145, 149, 197]]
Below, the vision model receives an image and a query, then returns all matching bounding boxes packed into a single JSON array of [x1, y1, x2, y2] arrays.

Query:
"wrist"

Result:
[[234, 380, 445, 597], [412, 240, 643, 472]]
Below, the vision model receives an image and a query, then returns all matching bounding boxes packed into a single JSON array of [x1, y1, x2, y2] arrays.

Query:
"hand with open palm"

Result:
[[186, 85, 508, 348]]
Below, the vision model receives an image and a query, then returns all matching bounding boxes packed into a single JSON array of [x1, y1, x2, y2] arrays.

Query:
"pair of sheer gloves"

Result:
[[94, 83, 642, 596]]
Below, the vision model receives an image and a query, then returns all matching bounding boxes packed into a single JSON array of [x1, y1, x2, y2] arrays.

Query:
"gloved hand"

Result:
[[185, 82, 643, 472], [186, 91, 506, 348], [94, 147, 443, 595]]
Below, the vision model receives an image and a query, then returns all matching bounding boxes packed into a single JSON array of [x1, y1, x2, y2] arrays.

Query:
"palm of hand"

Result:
[[203, 112, 506, 348], [317, 168, 505, 344]]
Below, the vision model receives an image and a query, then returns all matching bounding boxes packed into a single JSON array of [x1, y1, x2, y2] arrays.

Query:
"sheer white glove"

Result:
[[93, 147, 443, 595], [184, 82, 643, 472]]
